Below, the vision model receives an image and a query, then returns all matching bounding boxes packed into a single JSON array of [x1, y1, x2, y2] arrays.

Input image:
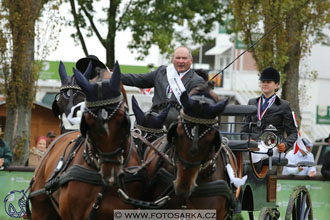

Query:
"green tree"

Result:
[[230, 0, 330, 121], [67, 0, 226, 68], [0, 0, 61, 165]]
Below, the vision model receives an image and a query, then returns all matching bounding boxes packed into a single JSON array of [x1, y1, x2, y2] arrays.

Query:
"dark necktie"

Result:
[[261, 95, 271, 112]]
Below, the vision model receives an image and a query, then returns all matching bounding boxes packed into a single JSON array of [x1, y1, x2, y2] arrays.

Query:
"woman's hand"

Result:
[[277, 143, 286, 153]]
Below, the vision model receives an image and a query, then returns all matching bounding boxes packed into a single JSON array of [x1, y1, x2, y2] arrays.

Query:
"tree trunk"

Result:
[[106, 0, 119, 69], [4, 0, 40, 165], [282, 16, 302, 125], [5, 107, 32, 165]]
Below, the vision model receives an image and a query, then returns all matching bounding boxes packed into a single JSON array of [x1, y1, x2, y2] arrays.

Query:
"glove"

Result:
[[277, 143, 286, 153]]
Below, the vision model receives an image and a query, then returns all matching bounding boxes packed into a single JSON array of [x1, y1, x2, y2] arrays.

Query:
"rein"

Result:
[[132, 131, 174, 167]]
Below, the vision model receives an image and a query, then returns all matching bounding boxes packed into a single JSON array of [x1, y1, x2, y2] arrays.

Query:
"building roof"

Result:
[[0, 100, 52, 110], [205, 45, 232, 56]]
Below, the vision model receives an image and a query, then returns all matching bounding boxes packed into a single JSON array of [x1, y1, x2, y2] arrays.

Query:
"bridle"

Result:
[[174, 109, 220, 171], [132, 122, 166, 141], [55, 85, 85, 109], [83, 93, 131, 174]]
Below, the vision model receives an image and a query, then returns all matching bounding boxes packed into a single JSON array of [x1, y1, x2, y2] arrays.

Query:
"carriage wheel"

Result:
[[259, 207, 280, 220], [285, 186, 313, 220]]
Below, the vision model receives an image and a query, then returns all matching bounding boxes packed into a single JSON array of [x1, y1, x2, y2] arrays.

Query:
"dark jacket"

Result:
[[121, 65, 205, 127], [321, 150, 330, 180], [0, 139, 12, 167], [241, 96, 297, 151]]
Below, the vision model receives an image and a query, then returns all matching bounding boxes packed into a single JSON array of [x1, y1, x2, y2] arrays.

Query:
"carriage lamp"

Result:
[[259, 124, 278, 149]]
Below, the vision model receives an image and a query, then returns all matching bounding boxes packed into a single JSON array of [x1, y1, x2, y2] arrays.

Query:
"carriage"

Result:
[[24, 62, 327, 220], [218, 105, 315, 220]]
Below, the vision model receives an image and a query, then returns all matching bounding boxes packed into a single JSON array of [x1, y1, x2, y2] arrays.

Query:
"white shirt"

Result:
[[282, 150, 316, 176]]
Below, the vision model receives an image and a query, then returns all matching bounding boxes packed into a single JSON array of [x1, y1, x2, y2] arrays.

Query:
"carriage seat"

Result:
[[261, 157, 288, 166], [227, 140, 258, 151], [221, 104, 257, 116]]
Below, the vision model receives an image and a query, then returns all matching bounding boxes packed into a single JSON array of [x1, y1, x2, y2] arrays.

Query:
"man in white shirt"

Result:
[[282, 138, 316, 177]]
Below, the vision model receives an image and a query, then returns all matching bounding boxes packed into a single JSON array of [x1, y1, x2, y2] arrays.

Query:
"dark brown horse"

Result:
[[144, 83, 234, 219], [131, 95, 169, 159], [28, 62, 143, 220]]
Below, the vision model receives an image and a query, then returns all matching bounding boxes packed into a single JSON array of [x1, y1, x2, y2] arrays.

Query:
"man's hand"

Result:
[[298, 166, 304, 172], [277, 143, 286, 153], [308, 170, 316, 177], [0, 158, 4, 167]]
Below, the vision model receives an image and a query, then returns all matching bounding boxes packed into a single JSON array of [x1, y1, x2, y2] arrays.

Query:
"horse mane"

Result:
[[194, 69, 209, 81], [189, 81, 218, 102]]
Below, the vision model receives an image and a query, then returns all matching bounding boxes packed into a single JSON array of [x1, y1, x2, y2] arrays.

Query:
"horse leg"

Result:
[[30, 194, 60, 220]]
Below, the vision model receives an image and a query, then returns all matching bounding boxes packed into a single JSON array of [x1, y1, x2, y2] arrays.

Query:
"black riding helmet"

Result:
[[259, 66, 280, 83]]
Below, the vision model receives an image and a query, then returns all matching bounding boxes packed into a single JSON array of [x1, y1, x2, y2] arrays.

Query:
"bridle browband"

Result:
[[180, 109, 218, 141], [133, 122, 166, 136]]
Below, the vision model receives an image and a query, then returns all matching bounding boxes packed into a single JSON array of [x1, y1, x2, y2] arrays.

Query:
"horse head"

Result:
[[74, 61, 130, 186], [52, 61, 88, 133], [131, 95, 169, 158], [168, 82, 228, 197]]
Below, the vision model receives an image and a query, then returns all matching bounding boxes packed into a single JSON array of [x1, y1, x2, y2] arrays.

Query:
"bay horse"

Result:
[[131, 95, 169, 159], [144, 82, 235, 219], [52, 61, 119, 134], [28, 61, 143, 220], [52, 61, 86, 133]]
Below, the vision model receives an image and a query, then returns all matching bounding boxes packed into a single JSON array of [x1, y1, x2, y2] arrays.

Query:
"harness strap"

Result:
[[46, 136, 84, 183], [123, 135, 134, 168], [118, 188, 171, 209], [132, 132, 174, 167], [87, 185, 107, 220], [59, 165, 103, 186]]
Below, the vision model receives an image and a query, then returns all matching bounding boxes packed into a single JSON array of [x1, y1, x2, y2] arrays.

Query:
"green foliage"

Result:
[[230, 0, 330, 79], [229, 0, 330, 118], [67, 0, 226, 66], [0, 0, 62, 164]]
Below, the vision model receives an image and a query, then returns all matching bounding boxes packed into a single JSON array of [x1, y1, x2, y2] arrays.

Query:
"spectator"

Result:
[[0, 126, 12, 168], [321, 133, 330, 180], [46, 130, 56, 148], [28, 136, 47, 167], [282, 138, 316, 177]]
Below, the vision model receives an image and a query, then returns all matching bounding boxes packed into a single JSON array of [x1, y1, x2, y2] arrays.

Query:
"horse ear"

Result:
[[51, 100, 61, 118], [108, 60, 121, 97], [167, 121, 178, 143], [83, 61, 93, 80], [208, 98, 229, 118], [80, 114, 89, 138], [132, 95, 144, 125], [180, 91, 197, 110], [155, 104, 170, 125], [73, 67, 93, 94], [59, 61, 68, 85]]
